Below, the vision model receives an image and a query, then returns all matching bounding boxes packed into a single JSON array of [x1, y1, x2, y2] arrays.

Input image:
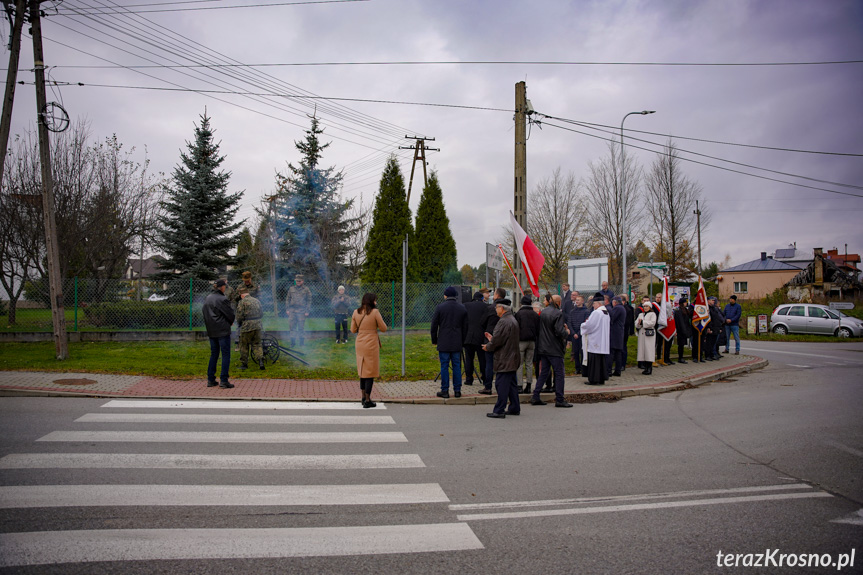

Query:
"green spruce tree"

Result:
[[363, 156, 417, 282], [156, 112, 244, 280], [414, 171, 459, 283], [270, 115, 355, 283]]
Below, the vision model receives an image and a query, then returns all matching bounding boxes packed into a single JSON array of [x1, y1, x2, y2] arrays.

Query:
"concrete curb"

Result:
[[0, 358, 768, 403]]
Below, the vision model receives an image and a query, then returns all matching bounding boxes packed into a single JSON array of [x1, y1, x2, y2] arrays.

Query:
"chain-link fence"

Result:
[[3, 278, 578, 333]]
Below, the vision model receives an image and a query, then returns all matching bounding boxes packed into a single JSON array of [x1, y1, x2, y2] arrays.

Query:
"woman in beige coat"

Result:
[[351, 293, 388, 408], [635, 302, 658, 375]]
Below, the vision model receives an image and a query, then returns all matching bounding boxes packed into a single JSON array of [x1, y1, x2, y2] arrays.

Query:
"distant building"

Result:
[[718, 252, 801, 300], [824, 248, 861, 279], [786, 248, 863, 300], [771, 243, 812, 270], [125, 256, 165, 280]]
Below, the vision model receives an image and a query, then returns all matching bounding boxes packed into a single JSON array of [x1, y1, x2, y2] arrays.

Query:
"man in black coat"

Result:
[[568, 295, 591, 375], [673, 297, 691, 364], [202, 279, 236, 389], [704, 296, 723, 361], [483, 298, 521, 418], [431, 286, 469, 399], [560, 283, 574, 317], [621, 294, 635, 371], [463, 291, 489, 387], [607, 296, 626, 377], [479, 288, 507, 395], [530, 294, 573, 408]]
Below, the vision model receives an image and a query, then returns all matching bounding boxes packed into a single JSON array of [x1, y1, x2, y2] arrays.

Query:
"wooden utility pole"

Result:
[[30, 0, 67, 359], [399, 135, 439, 204], [0, 0, 28, 180], [694, 199, 702, 274], [513, 81, 527, 303]]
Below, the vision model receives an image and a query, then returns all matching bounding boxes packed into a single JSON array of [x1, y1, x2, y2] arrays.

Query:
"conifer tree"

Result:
[[271, 115, 354, 282], [414, 171, 458, 283], [155, 112, 244, 280], [363, 156, 417, 282]]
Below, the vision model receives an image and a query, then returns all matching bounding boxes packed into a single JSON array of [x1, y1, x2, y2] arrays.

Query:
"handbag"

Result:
[[645, 328, 655, 337]]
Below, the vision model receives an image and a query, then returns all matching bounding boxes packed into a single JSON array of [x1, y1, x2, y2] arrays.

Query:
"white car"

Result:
[[770, 303, 863, 338]]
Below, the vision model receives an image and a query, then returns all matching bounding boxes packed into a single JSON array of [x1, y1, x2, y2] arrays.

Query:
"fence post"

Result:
[[73, 276, 78, 332], [391, 281, 395, 326], [189, 277, 194, 331]]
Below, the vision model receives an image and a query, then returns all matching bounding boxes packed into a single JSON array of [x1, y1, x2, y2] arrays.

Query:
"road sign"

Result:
[[486, 242, 503, 271], [829, 302, 854, 310], [637, 262, 667, 269]]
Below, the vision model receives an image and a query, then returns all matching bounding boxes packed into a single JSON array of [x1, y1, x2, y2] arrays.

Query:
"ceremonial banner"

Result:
[[691, 276, 710, 334], [659, 277, 677, 341], [509, 212, 545, 297]]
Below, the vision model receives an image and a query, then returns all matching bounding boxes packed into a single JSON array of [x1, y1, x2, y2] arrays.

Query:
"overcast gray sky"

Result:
[[8, 0, 863, 272]]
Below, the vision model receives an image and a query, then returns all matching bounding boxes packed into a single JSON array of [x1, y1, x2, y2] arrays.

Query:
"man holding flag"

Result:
[[691, 276, 711, 362], [658, 277, 677, 365]]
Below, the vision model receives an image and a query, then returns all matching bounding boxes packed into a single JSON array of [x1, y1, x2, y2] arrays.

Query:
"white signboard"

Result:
[[486, 242, 503, 271], [669, 286, 690, 303], [829, 302, 854, 310]]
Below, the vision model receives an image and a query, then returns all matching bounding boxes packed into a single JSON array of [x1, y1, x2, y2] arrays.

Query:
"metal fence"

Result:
[[2, 278, 575, 332]]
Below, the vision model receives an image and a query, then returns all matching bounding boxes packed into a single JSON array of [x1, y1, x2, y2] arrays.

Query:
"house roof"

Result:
[[721, 258, 801, 273], [774, 248, 796, 258], [128, 256, 165, 278]]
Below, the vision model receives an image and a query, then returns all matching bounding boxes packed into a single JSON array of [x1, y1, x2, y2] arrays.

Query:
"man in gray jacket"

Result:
[[482, 298, 521, 418], [202, 279, 235, 389]]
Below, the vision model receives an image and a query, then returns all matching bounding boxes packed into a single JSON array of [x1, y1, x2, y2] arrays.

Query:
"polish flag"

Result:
[[510, 212, 545, 297], [659, 276, 677, 341]]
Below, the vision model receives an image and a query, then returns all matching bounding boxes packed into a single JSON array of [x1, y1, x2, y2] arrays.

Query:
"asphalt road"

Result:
[[0, 340, 861, 574]]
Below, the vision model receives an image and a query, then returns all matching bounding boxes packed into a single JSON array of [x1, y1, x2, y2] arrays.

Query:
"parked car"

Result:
[[770, 303, 863, 337]]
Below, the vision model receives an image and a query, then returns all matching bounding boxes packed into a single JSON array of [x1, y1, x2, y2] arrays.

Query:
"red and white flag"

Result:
[[659, 276, 677, 341], [510, 212, 545, 297], [691, 275, 710, 333]]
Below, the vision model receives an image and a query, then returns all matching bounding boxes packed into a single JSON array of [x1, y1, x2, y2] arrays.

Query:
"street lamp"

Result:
[[620, 110, 655, 300]]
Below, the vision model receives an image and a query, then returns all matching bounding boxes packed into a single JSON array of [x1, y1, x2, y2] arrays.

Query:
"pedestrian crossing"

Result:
[[0, 399, 484, 568]]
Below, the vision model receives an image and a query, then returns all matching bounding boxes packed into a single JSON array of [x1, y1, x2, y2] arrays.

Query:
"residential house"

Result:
[[824, 248, 861, 280], [718, 252, 801, 300]]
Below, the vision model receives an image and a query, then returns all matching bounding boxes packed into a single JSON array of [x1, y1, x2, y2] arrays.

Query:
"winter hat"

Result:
[[521, 295, 532, 306], [444, 286, 458, 298], [214, 279, 227, 288]]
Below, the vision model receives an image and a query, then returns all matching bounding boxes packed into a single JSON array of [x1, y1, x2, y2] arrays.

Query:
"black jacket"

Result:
[[482, 299, 505, 343], [515, 306, 540, 342], [430, 297, 469, 352], [707, 305, 723, 335], [623, 303, 635, 337], [561, 291, 574, 317], [203, 289, 235, 338], [568, 305, 591, 339], [536, 304, 569, 357], [608, 303, 626, 350], [673, 305, 692, 338], [464, 299, 489, 346], [487, 311, 521, 372]]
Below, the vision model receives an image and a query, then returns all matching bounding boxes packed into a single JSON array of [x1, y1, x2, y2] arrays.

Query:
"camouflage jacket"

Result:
[[235, 295, 263, 333], [331, 293, 352, 314], [286, 285, 312, 313], [230, 281, 258, 305]]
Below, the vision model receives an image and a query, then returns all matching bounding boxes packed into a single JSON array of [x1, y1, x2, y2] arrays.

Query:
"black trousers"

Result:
[[335, 313, 348, 341], [677, 335, 688, 359], [533, 354, 566, 403], [704, 331, 719, 358], [493, 371, 520, 415], [608, 348, 623, 375], [463, 344, 485, 384]]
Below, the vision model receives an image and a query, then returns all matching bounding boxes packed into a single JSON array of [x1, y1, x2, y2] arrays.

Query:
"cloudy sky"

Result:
[[8, 0, 863, 272]]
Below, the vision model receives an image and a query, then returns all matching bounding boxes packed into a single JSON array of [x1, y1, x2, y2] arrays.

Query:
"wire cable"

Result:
[[56, 0, 370, 15]]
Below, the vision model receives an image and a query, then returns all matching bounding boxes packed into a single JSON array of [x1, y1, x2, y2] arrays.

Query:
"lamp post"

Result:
[[620, 110, 655, 300]]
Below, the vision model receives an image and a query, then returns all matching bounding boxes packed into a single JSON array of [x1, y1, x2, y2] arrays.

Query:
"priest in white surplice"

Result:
[[580, 292, 610, 385]]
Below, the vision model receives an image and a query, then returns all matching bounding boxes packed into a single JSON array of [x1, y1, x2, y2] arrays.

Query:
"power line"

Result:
[[56, 0, 370, 15], [538, 120, 863, 199], [535, 114, 863, 157], [544, 116, 863, 192], [29, 80, 512, 112], [35, 59, 863, 68]]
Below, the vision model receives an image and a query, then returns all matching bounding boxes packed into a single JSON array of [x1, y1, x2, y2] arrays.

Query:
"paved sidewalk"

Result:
[[0, 354, 766, 403]]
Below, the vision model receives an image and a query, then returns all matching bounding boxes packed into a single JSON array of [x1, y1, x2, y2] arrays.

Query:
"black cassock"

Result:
[[585, 352, 608, 384]]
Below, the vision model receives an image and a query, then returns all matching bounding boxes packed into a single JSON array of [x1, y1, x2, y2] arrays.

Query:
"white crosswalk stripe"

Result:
[[2, 399, 483, 567]]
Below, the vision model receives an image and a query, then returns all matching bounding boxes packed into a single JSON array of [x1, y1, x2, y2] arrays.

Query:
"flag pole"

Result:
[[498, 244, 525, 295]]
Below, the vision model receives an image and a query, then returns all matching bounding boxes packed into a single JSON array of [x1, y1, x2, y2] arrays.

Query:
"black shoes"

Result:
[[436, 391, 450, 399], [612, 372, 621, 377], [464, 380, 474, 386], [486, 412, 505, 419], [259, 359, 266, 370], [555, 401, 573, 408], [219, 381, 234, 389], [530, 398, 547, 406], [542, 386, 553, 393], [363, 399, 376, 408], [454, 391, 462, 398], [505, 410, 520, 416], [678, 359, 688, 364], [478, 388, 492, 395], [206, 381, 217, 387]]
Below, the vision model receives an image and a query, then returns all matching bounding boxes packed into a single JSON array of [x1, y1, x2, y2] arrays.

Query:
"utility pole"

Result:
[[265, 195, 279, 315], [399, 136, 439, 205], [0, 0, 28, 180], [694, 199, 702, 275], [513, 81, 527, 305], [30, 0, 67, 359]]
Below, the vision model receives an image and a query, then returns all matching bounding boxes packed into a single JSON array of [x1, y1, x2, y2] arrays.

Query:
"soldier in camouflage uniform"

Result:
[[286, 274, 312, 347], [235, 292, 265, 370], [230, 271, 259, 350]]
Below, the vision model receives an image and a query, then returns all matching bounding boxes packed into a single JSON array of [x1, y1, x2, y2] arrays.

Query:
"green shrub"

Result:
[[83, 301, 201, 329], [0, 299, 7, 316]]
